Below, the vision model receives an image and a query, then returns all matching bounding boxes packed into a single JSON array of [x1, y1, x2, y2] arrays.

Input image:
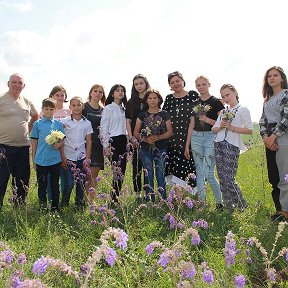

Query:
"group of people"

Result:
[[0, 67, 287, 221]]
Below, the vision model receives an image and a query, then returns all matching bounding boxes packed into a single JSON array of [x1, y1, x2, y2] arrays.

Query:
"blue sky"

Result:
[[1, 0, 287, 121]]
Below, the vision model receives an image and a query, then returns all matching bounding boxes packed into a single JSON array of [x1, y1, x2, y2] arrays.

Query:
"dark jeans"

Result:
[[0, 144, 30, 206], [36, 163, 60, 210], [265, 148, 281, 212], [132, 147, 143, 193], [140, 146, 167, 201], [110, 135, 127, 202], [62, 159, 85, 206]]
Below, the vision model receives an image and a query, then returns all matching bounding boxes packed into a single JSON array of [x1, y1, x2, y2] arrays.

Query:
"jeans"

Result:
[[191, 131, 222, 204], [36, 163, 60, 210], [0, 144, 30, 206], [140, 146, 167, 201], [62, 159, 85, 206]]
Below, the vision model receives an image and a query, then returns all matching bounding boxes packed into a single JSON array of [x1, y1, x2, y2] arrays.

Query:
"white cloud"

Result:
[[0, 0, 33, 12], [0, 0, 288, 121]]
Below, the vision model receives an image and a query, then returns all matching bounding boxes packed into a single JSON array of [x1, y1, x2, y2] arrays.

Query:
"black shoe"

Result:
[[216, 203, 224, 211], [271, 213, 285, 222]]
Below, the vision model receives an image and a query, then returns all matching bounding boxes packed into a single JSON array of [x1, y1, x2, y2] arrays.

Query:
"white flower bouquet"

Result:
[[45, 130, 65, 145], [193, 104, 211, 115]]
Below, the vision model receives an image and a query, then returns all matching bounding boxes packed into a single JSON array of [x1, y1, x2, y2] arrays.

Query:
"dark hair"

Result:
[[143, 89, 163, 109], [168, 71, 186, 87], [220, 84, 239, 102], [49, 85, 68, 103], [42, 98, 56, 108], [131, 74, 151, 100], [262, 66, 288, 101], [105, 84, 127, 107], [88, 84, 106, 105]]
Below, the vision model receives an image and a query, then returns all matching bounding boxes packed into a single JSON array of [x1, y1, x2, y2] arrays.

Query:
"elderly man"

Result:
[[0, 73, 38, 209]]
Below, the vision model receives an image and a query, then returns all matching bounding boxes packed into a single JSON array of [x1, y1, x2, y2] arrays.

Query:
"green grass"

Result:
[[1, 131, 288, 287]]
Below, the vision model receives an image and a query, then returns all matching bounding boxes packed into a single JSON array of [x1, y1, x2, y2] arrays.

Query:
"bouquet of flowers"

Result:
[[220, 108, 235, 122], [45, 130, 65, 145], [140, 114, 164, 138], [193, 104, 211, 115]]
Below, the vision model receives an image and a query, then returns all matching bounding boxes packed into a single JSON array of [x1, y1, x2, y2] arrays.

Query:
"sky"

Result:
[[0, 0, 288, 121]]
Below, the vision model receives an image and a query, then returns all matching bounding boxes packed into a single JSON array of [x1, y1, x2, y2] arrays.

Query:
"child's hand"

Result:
[[147, 135, 158, 144], [53, 139, 63, 149], [61, 158, 68, 169]]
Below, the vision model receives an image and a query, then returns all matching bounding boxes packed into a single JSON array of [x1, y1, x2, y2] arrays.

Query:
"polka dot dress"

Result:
[[163, 90, 199, 186]]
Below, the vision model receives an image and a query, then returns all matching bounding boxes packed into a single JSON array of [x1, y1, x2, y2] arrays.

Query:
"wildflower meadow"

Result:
[[1, 126, 288, 287]]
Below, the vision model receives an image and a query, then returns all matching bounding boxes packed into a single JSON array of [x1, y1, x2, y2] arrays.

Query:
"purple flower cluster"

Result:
[[105, 247, 117, 266], [192, 219, 208, 229], [234, 274, 246, 288], [225, 231, 236, 266], [203, 268, 214, 285], [32, 256, 50, 276]]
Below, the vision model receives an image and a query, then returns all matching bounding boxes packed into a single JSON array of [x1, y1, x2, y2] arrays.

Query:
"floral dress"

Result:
[[163, 90, 199, 185]]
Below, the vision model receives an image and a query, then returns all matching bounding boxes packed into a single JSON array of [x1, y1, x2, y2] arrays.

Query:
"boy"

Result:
[[31, 98, 64, 211], [61, 96, 93, 207]]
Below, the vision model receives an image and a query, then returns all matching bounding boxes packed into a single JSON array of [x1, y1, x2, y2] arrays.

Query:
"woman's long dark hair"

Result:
[[130, 74, 150, 101], [262, 66, 288, 101], [105, 84, 127, 107]]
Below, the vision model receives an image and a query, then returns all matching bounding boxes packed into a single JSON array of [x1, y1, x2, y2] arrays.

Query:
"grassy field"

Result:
[[1, 129, 288, 287]]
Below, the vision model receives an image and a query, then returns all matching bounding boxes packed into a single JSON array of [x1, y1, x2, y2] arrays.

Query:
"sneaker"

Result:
[[216, 203, 224, 211]]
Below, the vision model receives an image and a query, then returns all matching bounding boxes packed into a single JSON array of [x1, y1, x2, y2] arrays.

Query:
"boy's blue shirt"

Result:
[[31, 116, 65, 166]]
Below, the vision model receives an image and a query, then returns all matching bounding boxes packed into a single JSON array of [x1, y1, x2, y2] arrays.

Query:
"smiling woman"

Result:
[[163, 71, 199, 188]]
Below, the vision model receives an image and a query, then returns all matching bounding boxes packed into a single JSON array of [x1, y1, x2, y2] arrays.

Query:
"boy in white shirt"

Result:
[[61, 96, 93, 207]]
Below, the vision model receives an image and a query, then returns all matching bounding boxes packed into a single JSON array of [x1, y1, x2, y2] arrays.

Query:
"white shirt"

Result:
[[213, 105, 253, 153], [61, 116, 93, 161], [100, 102, 127, 148]]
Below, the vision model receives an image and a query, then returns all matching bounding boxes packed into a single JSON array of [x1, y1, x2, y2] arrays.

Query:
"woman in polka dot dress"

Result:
[[163, 71, 199, 187]]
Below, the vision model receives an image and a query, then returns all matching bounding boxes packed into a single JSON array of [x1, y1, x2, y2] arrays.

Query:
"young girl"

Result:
[[259, 66, 288, 221], [185, 76, 224, 209], [134, 89, 173, 201], [212, 84, 253, 211], [126, 74, 151, 200], [100, 84, 128, 203], [48, 85, 71, 120], [82, 84, 106, 203]]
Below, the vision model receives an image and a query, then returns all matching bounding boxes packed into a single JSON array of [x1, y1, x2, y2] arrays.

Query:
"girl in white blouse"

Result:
[[100, 84, 128, 203], [212, 84, 253, 211]]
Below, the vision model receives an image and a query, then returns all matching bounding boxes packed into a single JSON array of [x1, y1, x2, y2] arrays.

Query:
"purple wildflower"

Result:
[[185, 197, 194, 209], [17, 253, 27, 265], [115, 230, 128, 250], [181, 264, 196, 279], [88, 187, 96, 194], [95, 176, 101, 182], [285, 251, 288, 262], [32, 256, 50, 275], [105, 247, 117, 266], [203, 269, 214, 285], [146, 244, 155, 255], [246, 238, 254, 246], [234, 274, 246, 288], [191, 234, 201, 246], [157, 251, 171, 268], [192, 219, 208, 229], [2, 249, 13, 264], [177, 222, 184, 229], [80, 263, 91, 275], [266, 268, 276, 282], [225, 231, 236, 266]]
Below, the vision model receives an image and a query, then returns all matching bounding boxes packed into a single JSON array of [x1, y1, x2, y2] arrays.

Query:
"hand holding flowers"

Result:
[[45, 130, 65, 149]]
